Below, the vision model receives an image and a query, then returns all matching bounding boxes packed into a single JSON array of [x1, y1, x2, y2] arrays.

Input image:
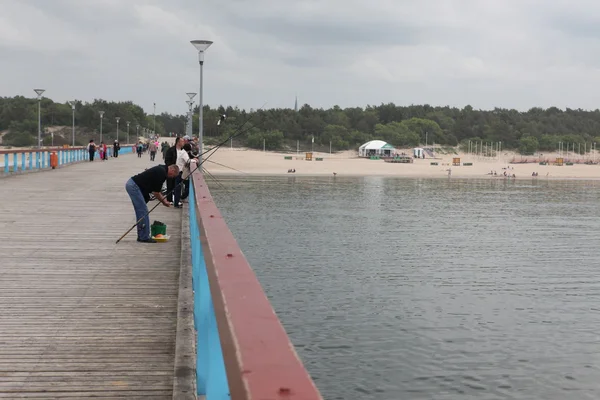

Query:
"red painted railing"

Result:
[[191, 171, 323, 399]]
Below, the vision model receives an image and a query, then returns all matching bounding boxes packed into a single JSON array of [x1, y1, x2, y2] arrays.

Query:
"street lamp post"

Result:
[[153, 103, 156, 135], [34, 89, 45, 148], [116, 117, 120, 142], [186, 92, 197, 138], [99, 111, 105, 144], [190, 40, 213, 163], [126, 121, 130, 144], [69, 101, 76, 146], [186, 100, 193, 137]]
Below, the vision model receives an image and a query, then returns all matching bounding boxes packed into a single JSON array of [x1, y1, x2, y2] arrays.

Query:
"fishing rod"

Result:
[[115, 104, 267, 244]]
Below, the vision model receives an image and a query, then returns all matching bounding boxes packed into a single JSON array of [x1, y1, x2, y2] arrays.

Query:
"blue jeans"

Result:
[[125, 178, 150, 240], [174, 172, 183, 205]]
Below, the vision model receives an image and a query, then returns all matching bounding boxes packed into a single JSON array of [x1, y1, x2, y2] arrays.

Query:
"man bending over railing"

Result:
[[125, 164, 179, 243]]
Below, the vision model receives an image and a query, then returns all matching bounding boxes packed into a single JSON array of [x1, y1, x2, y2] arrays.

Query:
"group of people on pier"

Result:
[[86, 139, 121, 161], [125, 135, 200, 243]]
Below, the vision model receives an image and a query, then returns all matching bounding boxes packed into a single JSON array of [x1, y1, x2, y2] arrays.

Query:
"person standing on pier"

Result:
[[174, 138, 192, 208], [125, 164, 179, 243], [164, 137, 181, 204], [113, 140, 120, 158], [148, 140, 157, 161], [87, 139, 96, 162]]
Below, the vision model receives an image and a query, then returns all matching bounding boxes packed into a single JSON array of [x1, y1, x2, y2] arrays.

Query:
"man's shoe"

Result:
[[137, 238, 157, 243]]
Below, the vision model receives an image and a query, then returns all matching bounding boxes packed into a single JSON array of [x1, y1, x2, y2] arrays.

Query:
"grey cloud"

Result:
[[3, 0, 600, 114], [226, 15, 420, 48]]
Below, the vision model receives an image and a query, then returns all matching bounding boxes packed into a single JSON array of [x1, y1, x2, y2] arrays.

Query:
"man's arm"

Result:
[[153, 191, 171, 207]]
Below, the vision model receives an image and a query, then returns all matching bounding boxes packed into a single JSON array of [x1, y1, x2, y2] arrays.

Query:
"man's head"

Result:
[[167, 164, 180, 178]]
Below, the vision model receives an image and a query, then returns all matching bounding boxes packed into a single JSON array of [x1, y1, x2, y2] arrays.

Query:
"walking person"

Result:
[[125, 164, 179, 243], [113, 140, 120, 158], [148, 140, 157, 161], [101, 141, 108, 161], [161, 141, 169, 161], [137, 141, 143, 158], [87, 139, 96, 162]]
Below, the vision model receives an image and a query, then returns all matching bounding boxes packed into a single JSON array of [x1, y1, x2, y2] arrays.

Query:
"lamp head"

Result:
[[191, 40, 212, 63]]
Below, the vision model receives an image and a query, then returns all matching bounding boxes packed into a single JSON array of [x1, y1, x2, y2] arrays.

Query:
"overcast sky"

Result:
[[1, 0, 600, 115]]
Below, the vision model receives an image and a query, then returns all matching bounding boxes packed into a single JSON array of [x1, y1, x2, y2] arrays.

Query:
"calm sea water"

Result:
[[209, 175, 600, 400]]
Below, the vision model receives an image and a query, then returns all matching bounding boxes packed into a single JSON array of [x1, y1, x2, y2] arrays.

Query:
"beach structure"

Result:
[[358, 140, 396, 158], [0, 148, 323, 399]]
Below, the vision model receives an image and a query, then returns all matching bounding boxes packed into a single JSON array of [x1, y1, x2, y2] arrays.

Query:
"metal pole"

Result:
[[38, 99, 42, 148], [199, 61, 204, 163], [127, 121, 130, 144], [116, 117, 120, 142], [330, 141, 332, 154], [99, 112, 104, 144], [297, 140, 299, 155], [71, 104, 75, 147], [263, 138, 265, 152]]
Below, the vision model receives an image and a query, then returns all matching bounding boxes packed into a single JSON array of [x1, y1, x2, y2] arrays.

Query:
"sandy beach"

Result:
[[6, 140, 600, 180], [202, 146, 600, 180]]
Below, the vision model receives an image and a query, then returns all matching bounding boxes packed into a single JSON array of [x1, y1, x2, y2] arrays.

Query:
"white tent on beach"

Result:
[[358, 140, 396, 157]]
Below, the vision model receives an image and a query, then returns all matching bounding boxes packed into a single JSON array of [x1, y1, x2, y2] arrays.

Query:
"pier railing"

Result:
[[185, 170, 323, 399], [0, 145, 136, 175]]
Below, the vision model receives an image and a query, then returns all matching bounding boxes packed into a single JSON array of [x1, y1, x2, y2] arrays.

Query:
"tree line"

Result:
[[2, 95, 600, 154]]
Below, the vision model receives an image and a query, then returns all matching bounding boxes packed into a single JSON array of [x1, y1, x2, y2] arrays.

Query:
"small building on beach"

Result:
[[358, 140, 396, 158]]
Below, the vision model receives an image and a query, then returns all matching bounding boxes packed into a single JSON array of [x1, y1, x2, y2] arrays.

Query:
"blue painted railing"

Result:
[[188, 182, 229, 399], [188, 171, 323, 400], [1, 145, 135, 175]]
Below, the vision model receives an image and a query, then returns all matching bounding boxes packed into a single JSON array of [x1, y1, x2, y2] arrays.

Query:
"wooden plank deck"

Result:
[[0, 155, 183, 399]]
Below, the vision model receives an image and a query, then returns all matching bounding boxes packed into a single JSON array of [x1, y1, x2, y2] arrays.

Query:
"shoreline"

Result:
[[201, 147, 600, 182], [207, 170, 600, 182]]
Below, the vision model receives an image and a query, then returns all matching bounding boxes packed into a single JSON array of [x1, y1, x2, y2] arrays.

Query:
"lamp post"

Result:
[[34, 89, 45, 148], [126, 121, 130, 144], [186, 100, 193, 137], [136, 124, 140, 141], [153, 103, 156, 135], [190, 40, 213, 163], [115, 117, 120, 142], [186, 92, 197, 138], [69, 101, 76, 146], [99, 111, 105, 143]]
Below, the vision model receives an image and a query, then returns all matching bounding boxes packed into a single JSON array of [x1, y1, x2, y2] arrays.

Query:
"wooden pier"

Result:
[[0, 155, 182, 399]]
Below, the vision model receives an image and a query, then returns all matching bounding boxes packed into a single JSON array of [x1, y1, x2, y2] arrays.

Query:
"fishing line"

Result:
[[205, 159, 249, 175], [202, 167, 228, 191]]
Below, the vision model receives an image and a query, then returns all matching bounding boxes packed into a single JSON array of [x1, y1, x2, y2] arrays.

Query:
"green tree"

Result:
[[519, 136, 539, 155]]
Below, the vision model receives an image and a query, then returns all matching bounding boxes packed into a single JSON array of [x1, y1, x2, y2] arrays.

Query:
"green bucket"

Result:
[[151, 223, 167, 237]]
